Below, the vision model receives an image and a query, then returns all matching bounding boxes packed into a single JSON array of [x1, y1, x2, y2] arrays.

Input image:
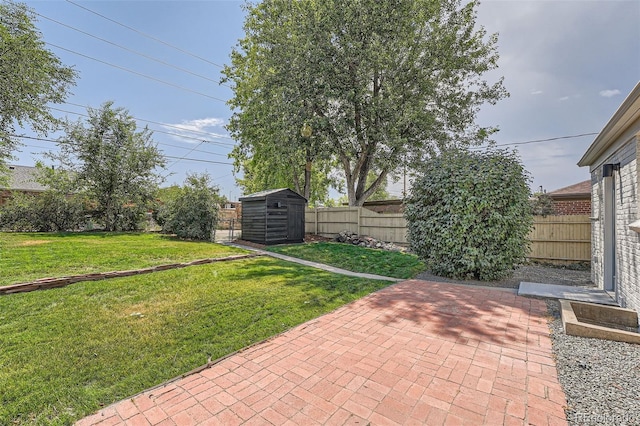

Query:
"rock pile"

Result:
[[335, 230, 405, 252]]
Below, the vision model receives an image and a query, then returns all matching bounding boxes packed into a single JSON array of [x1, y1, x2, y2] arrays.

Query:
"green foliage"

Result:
[[531, 191, 555, 216], [404, 149, 533, 280], [0, 192, 35, 231], [233, 154, 339, 205], [223, 0, 507, 206], [49, 102, 165, 231], [0, 191, 87, 232], [365, 170, 393, 201], [0, 1, 77, 179], [159, 174, 222, 241]]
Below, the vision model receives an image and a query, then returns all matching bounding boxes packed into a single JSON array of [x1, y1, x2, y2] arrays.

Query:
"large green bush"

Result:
[[0, 191, 87, 232], [158, 174, 221, 241], [404, 149, 533, 280]]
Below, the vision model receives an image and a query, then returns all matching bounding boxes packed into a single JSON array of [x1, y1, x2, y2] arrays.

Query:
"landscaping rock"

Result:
[[335, 230, 405, 252]]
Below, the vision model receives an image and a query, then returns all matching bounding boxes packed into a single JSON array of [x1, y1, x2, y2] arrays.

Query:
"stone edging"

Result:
[[0, 253, 263, 295]]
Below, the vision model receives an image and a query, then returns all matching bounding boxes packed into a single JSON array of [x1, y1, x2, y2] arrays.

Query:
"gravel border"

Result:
[[415, 263, 593, 289], [546, 300, 640, 426]]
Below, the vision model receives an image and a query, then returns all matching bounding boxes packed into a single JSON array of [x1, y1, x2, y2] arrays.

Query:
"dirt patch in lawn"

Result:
[[19, 240, 51, 246]]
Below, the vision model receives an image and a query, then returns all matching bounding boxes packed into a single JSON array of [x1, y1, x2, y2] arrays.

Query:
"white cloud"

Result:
[[599, 89, 621, 98], [161, 117, 228, 143], [558, 96, 570, 102], [531, 90, 543, 95]]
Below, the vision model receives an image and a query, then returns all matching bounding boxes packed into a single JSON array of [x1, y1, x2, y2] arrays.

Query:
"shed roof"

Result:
[[578, 82, 640, 167], [547, 180, 591, 199], [239, 188, 306, 202], [2, 165, 47, 192]]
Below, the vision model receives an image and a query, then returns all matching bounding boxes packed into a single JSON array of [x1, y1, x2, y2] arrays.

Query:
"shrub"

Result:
[[0, 191, 87, 232], [159, 174, 221, 241], [404, 148, 533, 280]]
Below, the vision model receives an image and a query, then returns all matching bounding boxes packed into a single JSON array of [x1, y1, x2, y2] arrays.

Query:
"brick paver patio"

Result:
[[76, 280, 568, 425]]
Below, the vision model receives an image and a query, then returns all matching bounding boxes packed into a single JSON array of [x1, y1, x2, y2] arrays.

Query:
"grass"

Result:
[[0, 232, 247, 286], [0, 256, 388, 425], [267, 241, 425, 279]]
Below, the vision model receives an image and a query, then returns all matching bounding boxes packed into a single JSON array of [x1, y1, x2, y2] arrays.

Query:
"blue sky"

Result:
[[14, 0, 640, 200]]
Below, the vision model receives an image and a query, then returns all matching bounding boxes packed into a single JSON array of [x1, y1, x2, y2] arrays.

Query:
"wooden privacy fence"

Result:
[[305, 208, 591, 263], [305, 207, 407, 244], [528, 215, 591, 263]]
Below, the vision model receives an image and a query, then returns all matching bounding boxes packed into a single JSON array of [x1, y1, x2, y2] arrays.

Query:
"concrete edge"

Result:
[[224, 242, 402, 282], [560, 300, 640, 344]]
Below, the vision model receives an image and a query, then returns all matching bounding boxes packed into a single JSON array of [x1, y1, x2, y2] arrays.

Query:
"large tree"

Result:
[[50, 102, 165, 231], [0, 1, 77, 183], [223, 0, 507, 206]]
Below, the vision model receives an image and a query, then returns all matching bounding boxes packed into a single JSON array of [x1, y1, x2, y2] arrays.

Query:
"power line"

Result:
[[49, 106, 235, 148], [11, 134, 234, 166], [164, 155, 233, 166], [471, 132, 598, 150], [46, 42, 228, 103], [166, 140, 207, 170], [64, 0, 225, 69], [36, 12, 226, 86], [63, 101, 237, 143]]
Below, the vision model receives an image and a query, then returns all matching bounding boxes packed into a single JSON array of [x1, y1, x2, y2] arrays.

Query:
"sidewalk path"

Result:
[[225, 242, 402, 282], [77, 280, 567, 425]]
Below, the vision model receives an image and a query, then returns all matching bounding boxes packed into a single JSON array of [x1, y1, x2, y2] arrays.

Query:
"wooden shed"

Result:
[[239, 188, 307, 244]]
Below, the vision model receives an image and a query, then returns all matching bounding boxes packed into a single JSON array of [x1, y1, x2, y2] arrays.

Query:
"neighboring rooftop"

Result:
[[2, 165, 47, 192], [547, 180, 591, 199]]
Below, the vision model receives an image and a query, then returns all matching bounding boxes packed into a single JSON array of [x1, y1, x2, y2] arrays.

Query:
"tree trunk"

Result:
[[303, 158, 312, 202]]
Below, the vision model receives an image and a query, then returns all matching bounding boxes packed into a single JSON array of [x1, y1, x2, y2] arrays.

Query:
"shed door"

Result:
[[288, 203, 305, 241]]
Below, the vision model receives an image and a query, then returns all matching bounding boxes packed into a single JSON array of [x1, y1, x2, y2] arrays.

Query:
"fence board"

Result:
[[305, 208, 591, 263], [528, 215, 590, 262]]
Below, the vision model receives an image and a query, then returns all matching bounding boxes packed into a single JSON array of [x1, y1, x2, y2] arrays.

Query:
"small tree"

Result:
[[404, 148, 532, 280], [160, 174, 221, 241], [49, 102, 165, 231]]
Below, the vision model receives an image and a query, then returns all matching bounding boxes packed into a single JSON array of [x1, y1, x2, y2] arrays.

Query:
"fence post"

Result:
[[357, 207, 361, 235], [315, 208, 318, 235]]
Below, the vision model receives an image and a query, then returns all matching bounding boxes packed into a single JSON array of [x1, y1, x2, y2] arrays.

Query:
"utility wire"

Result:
[[11, 134, 234, 166], [49, 106, 235, 148], [164, 155, 233, 165], [471, 132, 598, 150], [65, 0, 225, 69], [46, 42, 228, 103], [36, 12, 227, 86], [63, 101, 236, 142], [166, 140, 207, 170]]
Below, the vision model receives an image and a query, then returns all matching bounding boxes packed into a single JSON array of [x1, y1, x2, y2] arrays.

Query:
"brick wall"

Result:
[[551, 199, 591, 216]]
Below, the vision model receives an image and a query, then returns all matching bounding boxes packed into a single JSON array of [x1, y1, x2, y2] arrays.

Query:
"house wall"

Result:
[[551, 199, 591, 216], [591, 134, 640, 312]]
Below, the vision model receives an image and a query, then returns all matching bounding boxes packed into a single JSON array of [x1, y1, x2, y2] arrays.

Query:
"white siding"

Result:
[[591, 134, 640, 312]]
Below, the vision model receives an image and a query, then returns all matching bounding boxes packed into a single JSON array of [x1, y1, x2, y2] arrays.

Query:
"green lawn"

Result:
[[0, 255, 388, 425], [267, 241, 425, 279], [0, 232, 247, 286]]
